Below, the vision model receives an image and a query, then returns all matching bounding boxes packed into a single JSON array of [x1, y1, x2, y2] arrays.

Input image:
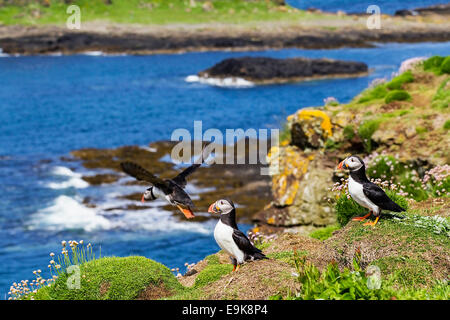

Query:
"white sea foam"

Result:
[[29, 194, 213, 234], [0, 48, 11, 57], [140, 145, 157, 152], [185, 75, 254, 88], [29, 196, 112, 232], [45, 166, 89, 189], [82, 51, 104, 56]]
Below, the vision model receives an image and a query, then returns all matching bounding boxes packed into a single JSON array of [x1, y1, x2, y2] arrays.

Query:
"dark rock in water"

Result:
[[395, 4, 450, 16], [198, 57, 368, 83]]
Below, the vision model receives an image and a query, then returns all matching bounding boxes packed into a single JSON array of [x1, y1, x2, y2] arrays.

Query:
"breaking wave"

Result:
[[185, 75, 254, 88], [45, 166, 89, 189]]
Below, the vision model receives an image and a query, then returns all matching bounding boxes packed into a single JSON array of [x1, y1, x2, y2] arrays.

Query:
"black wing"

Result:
[[362, 182, 406, 212], [120, 162, 172, 194], [172, 144, 211, 188], [232, 229, 264, 256], [166, 180, 196, 209]]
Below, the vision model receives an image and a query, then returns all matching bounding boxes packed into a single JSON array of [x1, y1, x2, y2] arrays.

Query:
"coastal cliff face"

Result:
[[256, 56, 450, 234]]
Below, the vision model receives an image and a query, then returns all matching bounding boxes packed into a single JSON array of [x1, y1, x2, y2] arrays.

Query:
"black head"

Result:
[[338, 155, 365, 172], [208, 198, 235, 215], [142, 186, 156, 202]]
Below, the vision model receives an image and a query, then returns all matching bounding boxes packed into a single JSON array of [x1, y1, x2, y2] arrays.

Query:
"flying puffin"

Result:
[[120, 147, 209, 219], [337, 155, 405, 227], [208, 198, 267, 271]]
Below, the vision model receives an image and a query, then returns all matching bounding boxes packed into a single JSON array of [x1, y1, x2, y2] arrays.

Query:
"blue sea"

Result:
[[286, 0, 447, 14], [1, 41, 449, 299]]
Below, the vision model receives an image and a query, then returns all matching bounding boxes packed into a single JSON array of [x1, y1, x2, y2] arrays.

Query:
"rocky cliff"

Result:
[[254, 56, 450, 235]]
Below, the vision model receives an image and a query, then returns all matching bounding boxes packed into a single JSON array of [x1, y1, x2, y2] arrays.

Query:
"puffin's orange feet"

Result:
[[363, 216, 380, 227], [232, 265, 236, 272], [235, 265, 240, 272], [352, 212, 372, 222]]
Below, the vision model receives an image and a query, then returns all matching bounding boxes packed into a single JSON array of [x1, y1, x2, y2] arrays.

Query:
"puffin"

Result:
[[337, 155, 406, 227], [208, 198, 267, 271], [120, 147, 209, 219]]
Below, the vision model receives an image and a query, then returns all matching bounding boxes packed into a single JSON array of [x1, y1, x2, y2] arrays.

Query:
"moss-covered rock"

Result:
[[33, 256, 182, 300]]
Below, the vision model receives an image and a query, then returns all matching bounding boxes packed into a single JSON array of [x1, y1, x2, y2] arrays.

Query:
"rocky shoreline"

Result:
[[1, 20, 450, 55], [66, 140, 272, 223]]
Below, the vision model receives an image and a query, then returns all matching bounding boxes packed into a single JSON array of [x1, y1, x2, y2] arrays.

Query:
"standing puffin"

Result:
[[120, 148, 209, 219], [208, 198, 267, 271], [337, 155, 405, 227]]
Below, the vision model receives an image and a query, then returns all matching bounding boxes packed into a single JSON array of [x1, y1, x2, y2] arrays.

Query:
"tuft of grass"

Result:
[[384, 90, 411, 104], [309, 225, 340, 241], [385, 71, 414, 90], [357, 84, 388, 103], [33, 256, 182, 300], [423, 56, 445, 75], [343, 125, 355, 140], [441, 56, 450, 74], [358, 119, 381, 152], [432, 78, 450, 110], [335, 194, 367, 227], [444, 120, 450, 130]]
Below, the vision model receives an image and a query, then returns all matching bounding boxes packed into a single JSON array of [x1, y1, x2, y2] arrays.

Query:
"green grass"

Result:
[[343, 125, 355, 140], [385, 71, 414, 90], [33, 256, 183, 300], [358, 119, 381, 152], [167, 252, 233, 299], [384, 90, 411, 104], [371, 256, 433, 287], [0, 0, 336, 26], [432, 78, 450, 110], [357, 84, 388, 103], [309, 225, 340, 241], [444, 120, 450, 130], [423, 56, 447, 75]]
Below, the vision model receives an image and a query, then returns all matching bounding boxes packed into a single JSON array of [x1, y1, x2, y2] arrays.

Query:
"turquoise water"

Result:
[[0, 41, 449, 299]]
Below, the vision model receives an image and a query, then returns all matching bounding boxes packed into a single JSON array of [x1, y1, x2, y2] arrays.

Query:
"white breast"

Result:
[[153, 187, 172, 203], [214, 220, 245, 264], [348, 176, 379, 214]]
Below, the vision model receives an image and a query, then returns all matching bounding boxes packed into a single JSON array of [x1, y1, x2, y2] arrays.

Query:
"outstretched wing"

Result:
[[120, 162, 172, 194], [232, 229, 263, 256], [172, 144, 211, 188], [362, 182, 406, 212]]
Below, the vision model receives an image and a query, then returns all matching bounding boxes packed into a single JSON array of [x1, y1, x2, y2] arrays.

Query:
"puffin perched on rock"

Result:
[[208, 198, 267, 271], [120, 147, 209, 219], [338, 155, 406, 227]]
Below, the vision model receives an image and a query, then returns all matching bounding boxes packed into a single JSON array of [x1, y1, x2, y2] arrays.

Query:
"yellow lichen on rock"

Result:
[[289, 109, 333, 149], [296, 109, 333, 138], [268, 145, 312, 206]]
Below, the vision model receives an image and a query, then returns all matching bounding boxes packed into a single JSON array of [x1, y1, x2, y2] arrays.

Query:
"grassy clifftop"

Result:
[[0, 0, 331, 25]]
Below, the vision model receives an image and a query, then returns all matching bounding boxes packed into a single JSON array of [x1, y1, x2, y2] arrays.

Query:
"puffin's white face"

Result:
[[208, 199, 234, 215], [339, 156, 364, 171], [142, 187, 155, 202]]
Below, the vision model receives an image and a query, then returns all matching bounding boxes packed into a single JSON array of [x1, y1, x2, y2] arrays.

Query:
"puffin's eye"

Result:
[[220, 201, 223, 205]]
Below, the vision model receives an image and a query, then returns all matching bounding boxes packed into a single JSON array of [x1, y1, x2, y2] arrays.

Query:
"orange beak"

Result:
[[208, 202, 219, 214], [338, 160, 347, 170]]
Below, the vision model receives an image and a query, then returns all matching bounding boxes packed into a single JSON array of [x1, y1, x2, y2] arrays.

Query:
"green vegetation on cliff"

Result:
[[33, 256, 182, 300], [0, 0, 333, 25]]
